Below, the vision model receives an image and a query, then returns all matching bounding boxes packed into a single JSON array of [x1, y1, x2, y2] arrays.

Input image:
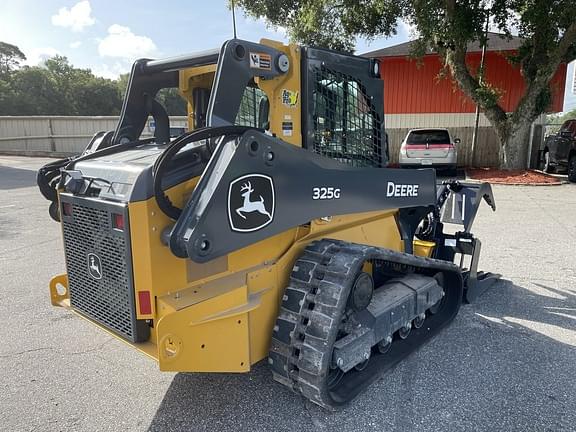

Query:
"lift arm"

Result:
[[168, 130, 438, 262]]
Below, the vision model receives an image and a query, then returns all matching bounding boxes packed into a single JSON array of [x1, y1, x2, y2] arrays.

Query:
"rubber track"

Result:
[[268, 238, 462, 409]]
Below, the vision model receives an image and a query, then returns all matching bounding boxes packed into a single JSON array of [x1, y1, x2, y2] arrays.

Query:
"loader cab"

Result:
[[111, 39, 386, 166]]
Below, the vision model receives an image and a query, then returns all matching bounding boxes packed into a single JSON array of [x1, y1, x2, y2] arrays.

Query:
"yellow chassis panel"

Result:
[[50, 207, 430, 372]]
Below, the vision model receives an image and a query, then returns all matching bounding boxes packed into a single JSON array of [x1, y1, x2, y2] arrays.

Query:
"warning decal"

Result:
[[282, 121, 293, 137], [249, 52, 272, 70]]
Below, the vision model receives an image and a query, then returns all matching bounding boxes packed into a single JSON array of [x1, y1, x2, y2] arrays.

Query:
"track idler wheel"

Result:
[[350, 272, 374, 311]]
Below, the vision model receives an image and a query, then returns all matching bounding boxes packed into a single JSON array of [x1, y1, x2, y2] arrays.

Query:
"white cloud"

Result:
[[98, 24, 157, 60], [69, 41, 82, 49], [399, 19, 419, 40], [24, 47, 61, 66], [91, 62, 130, 80], [255, 17, 287, 37], [51, 1, 95, 32]]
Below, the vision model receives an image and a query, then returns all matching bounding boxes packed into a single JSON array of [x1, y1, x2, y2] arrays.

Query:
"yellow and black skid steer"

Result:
[[37, 38, 498, 409]]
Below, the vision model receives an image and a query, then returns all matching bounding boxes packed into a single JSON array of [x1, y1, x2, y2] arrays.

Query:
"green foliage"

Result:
[[114, 74, 187, 115], [75, 78, 125, 116], [234, 0, 404, 51], [547, 107, 576, 126], [0, 42, 189, 117], [0, 41, 26, 76], [117, 73, 130, 98], [7, 67, 65, 115], [474, 82, 503, 111], [0, 47, 125, 116], [156, 88, 188, 116]]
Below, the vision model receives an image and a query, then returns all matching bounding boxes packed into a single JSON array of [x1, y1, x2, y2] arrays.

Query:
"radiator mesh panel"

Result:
[[62, 201, 136, 340]]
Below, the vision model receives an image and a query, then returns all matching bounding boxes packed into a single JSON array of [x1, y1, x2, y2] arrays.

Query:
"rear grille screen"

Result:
[[61, 197, 146, 342]]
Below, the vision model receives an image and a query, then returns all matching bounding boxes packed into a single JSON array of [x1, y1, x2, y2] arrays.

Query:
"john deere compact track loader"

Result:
[[37, 38, 498, 409]]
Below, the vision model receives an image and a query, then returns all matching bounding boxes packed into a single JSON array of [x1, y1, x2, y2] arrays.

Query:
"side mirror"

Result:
[[454, 138, 461, 144]]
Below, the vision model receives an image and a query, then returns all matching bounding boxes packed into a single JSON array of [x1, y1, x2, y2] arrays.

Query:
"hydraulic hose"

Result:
[[37, 157, 74, 202], [152, 125, 260, 220]]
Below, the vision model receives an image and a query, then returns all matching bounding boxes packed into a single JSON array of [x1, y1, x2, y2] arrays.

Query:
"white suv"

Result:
[[399, 128, 459, 173]]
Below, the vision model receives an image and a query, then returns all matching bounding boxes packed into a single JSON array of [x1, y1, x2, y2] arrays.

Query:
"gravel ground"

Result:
[[1, 155, 575, 432]]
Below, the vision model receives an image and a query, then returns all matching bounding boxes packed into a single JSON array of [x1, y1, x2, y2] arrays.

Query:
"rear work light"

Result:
[[112, 213, 125, 230]]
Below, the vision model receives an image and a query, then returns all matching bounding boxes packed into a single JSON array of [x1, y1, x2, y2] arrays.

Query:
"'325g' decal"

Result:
[[312, 187, 341, 200]]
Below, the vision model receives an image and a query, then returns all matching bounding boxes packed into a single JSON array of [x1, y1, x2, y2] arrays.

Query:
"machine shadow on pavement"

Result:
[[147, 279, 576, 432], [0, 165, 38, 190]]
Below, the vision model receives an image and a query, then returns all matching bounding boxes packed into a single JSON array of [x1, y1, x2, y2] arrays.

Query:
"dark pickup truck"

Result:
[[541, 119, 576, 182]]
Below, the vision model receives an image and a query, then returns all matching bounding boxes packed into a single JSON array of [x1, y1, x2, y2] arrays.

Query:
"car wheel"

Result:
[[541, 151, 551, 173], [568, 155, 576, 183]]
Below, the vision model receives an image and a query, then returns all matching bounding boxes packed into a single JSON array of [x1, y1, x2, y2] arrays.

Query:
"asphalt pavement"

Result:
[[1, 155, 575, 432]]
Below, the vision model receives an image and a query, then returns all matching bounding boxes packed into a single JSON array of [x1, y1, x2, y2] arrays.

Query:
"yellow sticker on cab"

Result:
[[281, 89, 299, 107]]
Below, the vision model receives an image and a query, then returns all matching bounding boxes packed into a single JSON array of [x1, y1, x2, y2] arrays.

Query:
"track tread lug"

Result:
[[268, 238, 464, 410]]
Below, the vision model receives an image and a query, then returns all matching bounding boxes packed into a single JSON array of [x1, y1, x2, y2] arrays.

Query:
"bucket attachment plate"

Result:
[[440, 182, 495, 232], [432, 181, 499, 302]]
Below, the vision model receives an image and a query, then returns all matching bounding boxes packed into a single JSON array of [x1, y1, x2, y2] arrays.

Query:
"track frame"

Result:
[[269, 239, 463, 409]]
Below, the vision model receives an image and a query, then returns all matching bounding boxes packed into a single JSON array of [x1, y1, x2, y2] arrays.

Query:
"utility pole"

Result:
[[470, 14, 490, 167]]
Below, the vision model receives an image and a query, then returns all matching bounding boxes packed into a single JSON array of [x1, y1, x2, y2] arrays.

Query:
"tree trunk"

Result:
[[499, 120, 532, 169]]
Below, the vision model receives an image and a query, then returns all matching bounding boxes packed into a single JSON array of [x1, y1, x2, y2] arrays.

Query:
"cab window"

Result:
[[311, 66, 382, 167], [235, 84, 269, 130]]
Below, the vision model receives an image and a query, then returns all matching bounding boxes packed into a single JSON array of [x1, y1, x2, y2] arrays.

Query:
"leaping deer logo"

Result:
[[236, 181, 272, 220], [228, 174, 275, 232], [87, 253, 102, 280]]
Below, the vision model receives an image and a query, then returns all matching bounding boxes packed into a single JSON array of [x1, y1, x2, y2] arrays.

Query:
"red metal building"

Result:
[[363, 33, 567, 114], [363, 33, 568, 166]]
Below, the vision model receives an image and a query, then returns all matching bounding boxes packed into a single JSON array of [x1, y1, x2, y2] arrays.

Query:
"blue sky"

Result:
[[0, 0, 407, 77], [1, 0, 574, 112]]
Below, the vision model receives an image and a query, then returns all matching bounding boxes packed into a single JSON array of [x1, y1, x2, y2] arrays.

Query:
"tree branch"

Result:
[[443, 45, 509, 140], [442, 0, 509, 140], [512, 21, 576, 127]]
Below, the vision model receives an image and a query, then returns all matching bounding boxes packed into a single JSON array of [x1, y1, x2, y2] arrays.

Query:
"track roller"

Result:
[[398, 323, 412, 339], [413, 313, 426, 329], [377, 337, 392, 354]]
